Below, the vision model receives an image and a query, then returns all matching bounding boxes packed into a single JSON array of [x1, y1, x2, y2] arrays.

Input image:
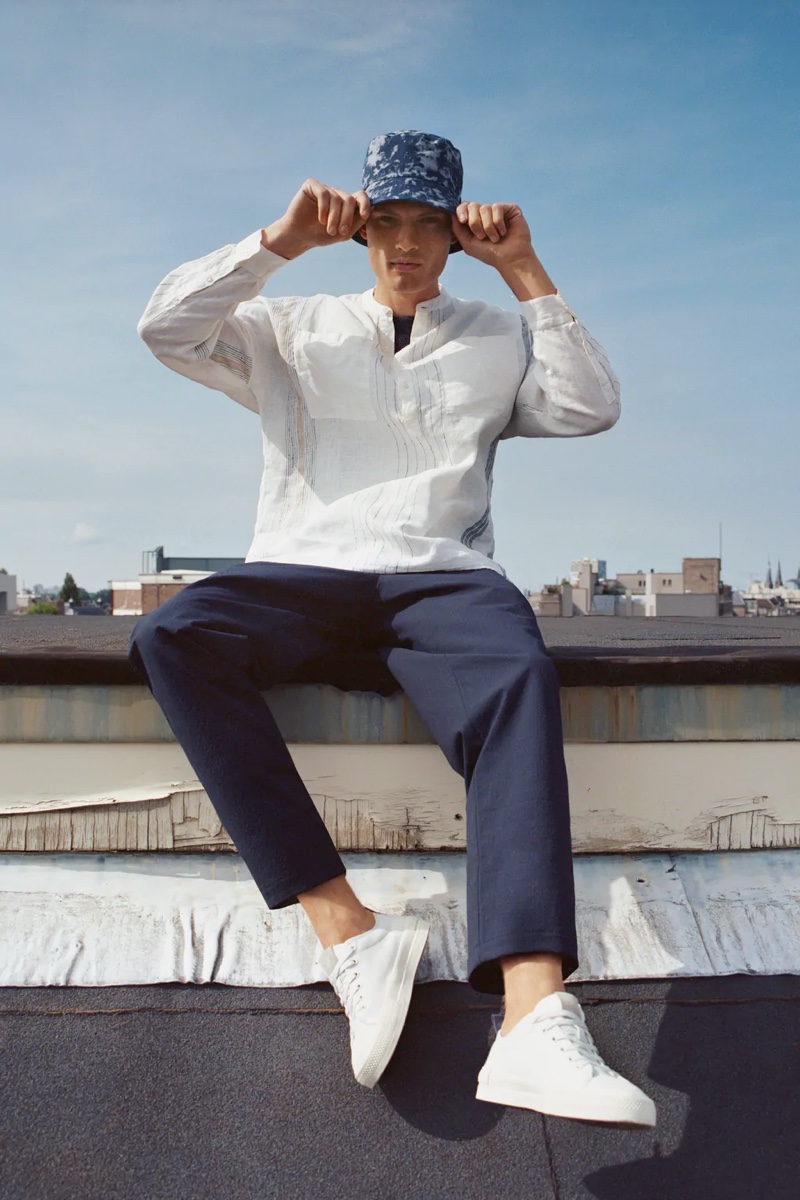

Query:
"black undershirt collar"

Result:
[[392, 314, 415, 353]]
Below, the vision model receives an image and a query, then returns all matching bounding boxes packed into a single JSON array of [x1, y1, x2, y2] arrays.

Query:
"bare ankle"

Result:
[[317, 910, 376, 950], [499, 952, 565, 1034], [297, 876, 376, 949]]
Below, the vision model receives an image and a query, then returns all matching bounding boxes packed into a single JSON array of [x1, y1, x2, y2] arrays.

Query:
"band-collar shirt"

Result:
[[138, 230, 621, 577]]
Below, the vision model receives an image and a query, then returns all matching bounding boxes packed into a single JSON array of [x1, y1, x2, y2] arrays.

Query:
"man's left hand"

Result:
[[452, 202, 558, 300], [451, 202, 533, 265]]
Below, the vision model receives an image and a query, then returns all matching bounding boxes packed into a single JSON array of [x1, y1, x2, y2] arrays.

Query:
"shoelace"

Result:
[[537, 1013, 618, 1077], [333, 949, 368, 1022]]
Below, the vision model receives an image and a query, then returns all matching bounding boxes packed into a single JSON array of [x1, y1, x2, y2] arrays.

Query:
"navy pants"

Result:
[[127, 562, 579, 994]]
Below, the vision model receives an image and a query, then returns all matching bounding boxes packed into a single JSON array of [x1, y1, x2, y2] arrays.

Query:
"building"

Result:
[[741, 561, 800, 616], [0, 572, 17, 615], [111, 546, 245, 616], [109, 581, 143, 617], [531, 556, 725, 617]]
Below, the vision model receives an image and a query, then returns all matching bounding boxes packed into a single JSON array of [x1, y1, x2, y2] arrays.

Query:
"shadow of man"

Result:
[[583, 974, 800, 1200]]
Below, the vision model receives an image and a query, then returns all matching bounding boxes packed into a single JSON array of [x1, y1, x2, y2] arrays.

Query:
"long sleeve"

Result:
[[137, 230, 289, 414], [499, 293, 621, 440]]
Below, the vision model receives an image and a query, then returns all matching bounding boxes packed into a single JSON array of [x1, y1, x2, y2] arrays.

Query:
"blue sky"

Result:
[[2, 0, 798, 594]]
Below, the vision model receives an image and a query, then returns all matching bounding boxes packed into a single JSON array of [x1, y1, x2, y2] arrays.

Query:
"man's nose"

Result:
[[395, 229, 418, 252]]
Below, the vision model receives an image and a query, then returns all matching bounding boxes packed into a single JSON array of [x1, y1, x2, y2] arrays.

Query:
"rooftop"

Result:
[[2, 611, 798, 1197], [2, 974, 798, 1199]]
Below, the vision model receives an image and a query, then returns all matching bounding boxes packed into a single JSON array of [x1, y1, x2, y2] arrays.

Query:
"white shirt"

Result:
[[137, 230, 620, 577]]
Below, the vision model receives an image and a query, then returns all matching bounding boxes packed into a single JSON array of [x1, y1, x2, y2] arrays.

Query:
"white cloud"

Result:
[[65, 522, 102, 545], [115, 0, 465, 58]]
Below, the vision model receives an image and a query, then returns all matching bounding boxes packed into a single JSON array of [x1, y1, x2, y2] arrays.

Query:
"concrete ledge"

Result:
[[3, 681, 800, 742], [2, 616, 798, 855]]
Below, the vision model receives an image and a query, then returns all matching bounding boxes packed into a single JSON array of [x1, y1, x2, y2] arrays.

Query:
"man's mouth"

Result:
[[391, 260, 421, 272]]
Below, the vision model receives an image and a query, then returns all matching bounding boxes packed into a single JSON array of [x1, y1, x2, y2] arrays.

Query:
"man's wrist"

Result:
[[260, 220, 310, 261], [497, 253, 557, 301]]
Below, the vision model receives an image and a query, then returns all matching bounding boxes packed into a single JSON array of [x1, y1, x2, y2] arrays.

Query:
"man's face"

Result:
[[361, 200, 456, 297]]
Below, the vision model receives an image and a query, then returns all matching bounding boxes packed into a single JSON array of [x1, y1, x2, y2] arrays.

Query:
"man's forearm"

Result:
[[260, 220, 308, 261], [496, 254, 557, 301]]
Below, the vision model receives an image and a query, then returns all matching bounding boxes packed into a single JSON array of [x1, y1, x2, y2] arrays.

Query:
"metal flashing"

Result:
[[1, 849, 797, 987]]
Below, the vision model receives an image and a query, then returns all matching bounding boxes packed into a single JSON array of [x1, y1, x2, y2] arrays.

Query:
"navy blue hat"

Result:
[[353, 129, 463, 254]]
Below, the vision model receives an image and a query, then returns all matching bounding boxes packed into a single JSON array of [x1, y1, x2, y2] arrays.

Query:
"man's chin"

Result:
[[384, 272, 437, 291]]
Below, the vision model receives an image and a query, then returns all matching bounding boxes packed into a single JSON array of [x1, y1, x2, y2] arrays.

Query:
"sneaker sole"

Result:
[[475, 1080, 656, 1127], [355, 920, 429, 1089]]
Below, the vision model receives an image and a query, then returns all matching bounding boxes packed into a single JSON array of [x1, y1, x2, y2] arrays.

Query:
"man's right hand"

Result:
[[261, 180, 371, 260]]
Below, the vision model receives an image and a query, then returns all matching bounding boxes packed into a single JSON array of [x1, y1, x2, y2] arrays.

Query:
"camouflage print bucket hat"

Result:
[[352, 129, 464, 254]]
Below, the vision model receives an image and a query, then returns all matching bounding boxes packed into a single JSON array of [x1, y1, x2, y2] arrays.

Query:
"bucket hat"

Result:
[[352, 130, 463, 254]]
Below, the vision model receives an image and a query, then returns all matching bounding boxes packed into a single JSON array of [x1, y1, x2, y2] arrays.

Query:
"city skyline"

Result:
[[11, 547, 797, 600], [2, 2, 798, 596]]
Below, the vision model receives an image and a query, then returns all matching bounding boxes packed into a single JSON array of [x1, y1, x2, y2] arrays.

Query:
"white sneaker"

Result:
[[318, 911, 429, 1089], [476, 990, 657, 1127]]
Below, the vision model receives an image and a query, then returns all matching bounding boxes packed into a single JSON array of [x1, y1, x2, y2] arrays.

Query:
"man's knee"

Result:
[[515, 643, 560, 693], [127, 592, 191, 674], [127, 609, 162, 682]]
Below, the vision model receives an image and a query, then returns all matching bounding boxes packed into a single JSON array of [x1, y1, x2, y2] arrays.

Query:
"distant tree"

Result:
[[77, 587, 92, 603], [0, 567, 7, 574], [93, 589, 111, 606], [59, 572, 81, 604], [28, 601, 59, 615]]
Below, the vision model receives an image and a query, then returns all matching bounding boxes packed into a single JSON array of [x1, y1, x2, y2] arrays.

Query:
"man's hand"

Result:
[[261, 180, 371, 260], [451, 202, 533, 264], [451, 202, 557, 299]]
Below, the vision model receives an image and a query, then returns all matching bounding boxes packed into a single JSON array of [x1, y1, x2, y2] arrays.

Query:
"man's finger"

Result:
[[315, 185, 331, 229], [353, 189, 372, 222], [450, 212, 469, 244], [466, 201, 486, 239], [491, 204, 507, 236], [338, 193, 357, 235], [326, 191, 343, 235], [480, 204, 500, 243]]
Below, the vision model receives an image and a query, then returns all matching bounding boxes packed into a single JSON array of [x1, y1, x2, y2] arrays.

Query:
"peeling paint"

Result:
[[3, 741, 800, 854]]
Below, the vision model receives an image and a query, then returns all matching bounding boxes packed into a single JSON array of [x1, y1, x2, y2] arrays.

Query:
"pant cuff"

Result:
[[468, 934, 580, 995], [260, 863, 348, 910]]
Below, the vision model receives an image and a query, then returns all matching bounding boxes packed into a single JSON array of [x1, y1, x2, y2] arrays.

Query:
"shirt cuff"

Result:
[[231, 229, 290, 280], [519, 291, 577, 332]]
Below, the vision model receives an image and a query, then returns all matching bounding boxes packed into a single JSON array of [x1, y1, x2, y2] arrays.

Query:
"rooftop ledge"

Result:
[[2, 616, 799, 955], [2, 614, 800, 687]]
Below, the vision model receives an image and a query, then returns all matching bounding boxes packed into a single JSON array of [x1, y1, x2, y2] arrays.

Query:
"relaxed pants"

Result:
[[127, 562, 579, 994]]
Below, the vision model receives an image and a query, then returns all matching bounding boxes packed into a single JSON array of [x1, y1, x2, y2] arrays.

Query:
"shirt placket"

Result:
[[395, 307, 432, 423]]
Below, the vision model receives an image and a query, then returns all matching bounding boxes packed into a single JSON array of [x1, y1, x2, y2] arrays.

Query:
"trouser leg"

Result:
[[375, 569, 578, 995], [127, 562, 383, 908]]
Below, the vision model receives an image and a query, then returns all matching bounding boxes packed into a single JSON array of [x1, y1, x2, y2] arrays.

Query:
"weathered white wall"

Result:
[[2, 740, 799, 853]]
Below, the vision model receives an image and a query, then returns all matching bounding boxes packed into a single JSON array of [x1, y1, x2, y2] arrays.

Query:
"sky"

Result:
[[2, 0, 798, 595]]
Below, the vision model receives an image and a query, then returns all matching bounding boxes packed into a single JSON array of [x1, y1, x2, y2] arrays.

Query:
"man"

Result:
[[132, 130, 656, 1127]]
